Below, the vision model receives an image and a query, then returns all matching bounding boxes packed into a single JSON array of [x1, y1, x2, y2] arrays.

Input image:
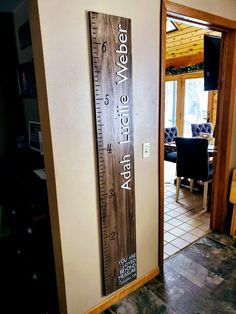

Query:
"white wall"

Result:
[[34, 1, 159, 313], [172, 0, 236, 21], [31, 0, 236, 313]]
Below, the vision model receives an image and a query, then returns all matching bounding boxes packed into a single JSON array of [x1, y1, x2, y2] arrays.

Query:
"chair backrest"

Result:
[[175, 137, 209, 181], [191, 123, 212, 137], [164, 127, 178, 143]]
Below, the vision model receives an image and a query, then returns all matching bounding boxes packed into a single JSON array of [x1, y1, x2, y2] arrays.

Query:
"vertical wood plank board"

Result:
[[89, 12, 136, 295]]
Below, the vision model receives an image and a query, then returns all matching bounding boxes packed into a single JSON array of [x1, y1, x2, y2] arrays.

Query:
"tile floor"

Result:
[[164, 161, 210, 259], [104, 233, 236, 313]]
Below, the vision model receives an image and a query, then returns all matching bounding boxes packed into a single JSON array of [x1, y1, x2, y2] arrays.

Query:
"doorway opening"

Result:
[[163, 19, 222, 259], [0, 5, 59, 313], [159, 1, 236, 266]]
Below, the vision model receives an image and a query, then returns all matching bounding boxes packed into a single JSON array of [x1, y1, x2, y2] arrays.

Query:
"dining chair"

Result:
[[164, 127, 178, 163], [175, 137, 213, 209], [191, 123, 212, 137]]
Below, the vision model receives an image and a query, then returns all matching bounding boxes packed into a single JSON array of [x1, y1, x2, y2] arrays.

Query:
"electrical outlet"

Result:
[[142, 143, 150, 158]]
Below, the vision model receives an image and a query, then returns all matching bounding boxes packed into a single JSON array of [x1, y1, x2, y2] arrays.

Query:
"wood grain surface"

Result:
[[230, 169, 236, 238], [89, 12, 136, 296], [230, 169, 236, 204]]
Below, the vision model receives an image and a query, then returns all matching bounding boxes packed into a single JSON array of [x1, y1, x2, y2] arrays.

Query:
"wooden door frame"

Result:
[[159, 0, 236, 268], [29, 2, 67, 313]]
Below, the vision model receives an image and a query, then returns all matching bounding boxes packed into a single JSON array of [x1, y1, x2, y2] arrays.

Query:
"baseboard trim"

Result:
[[85, 267, 160, 314]]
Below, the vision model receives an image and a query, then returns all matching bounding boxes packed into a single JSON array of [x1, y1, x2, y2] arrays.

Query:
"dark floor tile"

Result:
[[176, 235, 236, 280], [166, 253, 224, 289], [212, 269, 236, 307], [103, 286, 175, 314], [104, 233, 236, 314], [145, 264, 206, 312], [208, 233, 236, 248], [145, 264, 236, 314], [187, 299, 236, 314]]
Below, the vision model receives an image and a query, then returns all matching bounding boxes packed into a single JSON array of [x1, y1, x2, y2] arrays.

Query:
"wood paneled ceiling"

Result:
[[166, 21, 221, 61]]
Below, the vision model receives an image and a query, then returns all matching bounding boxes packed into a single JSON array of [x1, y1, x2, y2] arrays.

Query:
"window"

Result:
[[165, 73, 210, 137], [165, 80, 177, 128], [183, 78, 208, 137]]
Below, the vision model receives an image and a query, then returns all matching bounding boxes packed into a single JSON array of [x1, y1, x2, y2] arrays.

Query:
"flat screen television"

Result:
[[28, 121, 43, 154], [204, 35, 221, 91]]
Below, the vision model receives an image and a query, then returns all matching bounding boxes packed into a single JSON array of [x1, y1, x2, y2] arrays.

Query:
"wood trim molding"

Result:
[[211, 30, 236, 232], [208, 91, 217, 128], [178, 77, 185, 136], [166, 53, 204, 69], [165, 0, 236, 30], [158, 0, 167, 271], [85, 267, 160, 314], [29, 1, 67, 313]]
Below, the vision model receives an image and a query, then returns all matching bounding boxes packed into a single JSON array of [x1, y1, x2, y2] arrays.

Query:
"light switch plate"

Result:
[[142, 143, 150, 158]]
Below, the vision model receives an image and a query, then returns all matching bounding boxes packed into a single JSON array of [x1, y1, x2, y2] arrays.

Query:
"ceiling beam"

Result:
[[166, 52, 203, 68]]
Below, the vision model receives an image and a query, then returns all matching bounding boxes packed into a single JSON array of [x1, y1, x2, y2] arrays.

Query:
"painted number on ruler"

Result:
[[109, 188, 115, 198], [105, 94, 109, 105], [107, 143, 112, 153], [105, 231, 117, 241], [110, 231, 116, 240], [102, 41, 107, 53]]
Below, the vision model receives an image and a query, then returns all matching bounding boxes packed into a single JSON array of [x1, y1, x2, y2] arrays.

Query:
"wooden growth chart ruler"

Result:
[[89, 12, 136, 295]]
